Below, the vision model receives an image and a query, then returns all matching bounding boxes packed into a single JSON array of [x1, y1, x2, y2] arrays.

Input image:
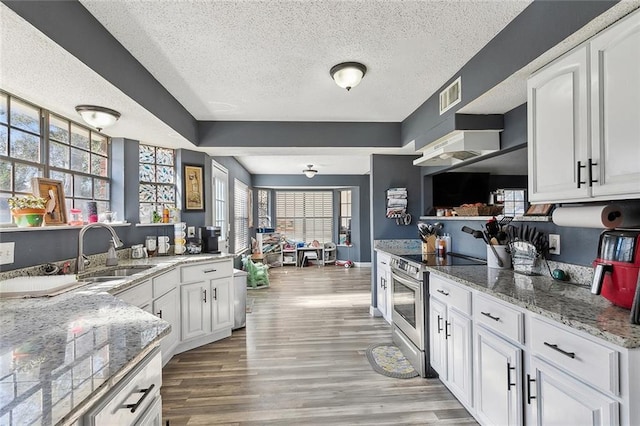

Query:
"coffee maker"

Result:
[[200, 226, 221, 254], [591, 229, 640, 309]]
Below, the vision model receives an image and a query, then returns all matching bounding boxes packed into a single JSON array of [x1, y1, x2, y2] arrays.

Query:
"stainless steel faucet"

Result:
[[76, 223, 124, 273]]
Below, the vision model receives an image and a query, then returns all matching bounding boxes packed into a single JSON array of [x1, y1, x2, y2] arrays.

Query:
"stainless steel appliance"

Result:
[[390, 253, 485, 378]]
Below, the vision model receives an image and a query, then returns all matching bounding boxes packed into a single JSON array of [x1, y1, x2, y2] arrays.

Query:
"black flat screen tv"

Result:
[[432, 172, 490, 208]]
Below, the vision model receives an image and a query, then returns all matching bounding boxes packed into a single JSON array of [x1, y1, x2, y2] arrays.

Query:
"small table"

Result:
[[296, 246, 323, 267]]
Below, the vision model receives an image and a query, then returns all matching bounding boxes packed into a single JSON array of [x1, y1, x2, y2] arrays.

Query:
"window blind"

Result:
[[275, 191, 333, 242], [234, 179, 249, 254]]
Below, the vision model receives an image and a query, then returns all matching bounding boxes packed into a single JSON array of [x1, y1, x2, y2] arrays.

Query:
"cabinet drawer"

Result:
[[530, 317, 619, 395], [430, 275, 471, 315], [116, 280, 152, 307], [152, 268, 179, 298], [84, 349, 162, 425], [180, 260, 232, 283], [473, 293, 524, 344]]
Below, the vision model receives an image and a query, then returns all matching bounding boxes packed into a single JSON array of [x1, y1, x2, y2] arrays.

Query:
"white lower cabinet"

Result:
[[528, 356, 619, 426], [376, 251, 391, 323], [474, 326, 523, 426], [153, 287, 179, 361], [181, 280, 211, 340], [83, 349, 162, 425], [211, 276, 233, 332], [429, 277, 473, 408]]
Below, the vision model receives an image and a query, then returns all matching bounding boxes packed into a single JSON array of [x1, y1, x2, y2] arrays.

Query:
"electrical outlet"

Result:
[[0, 242, 15, 265], [549, 234, 560, 255], [187, 226, 195, 238]]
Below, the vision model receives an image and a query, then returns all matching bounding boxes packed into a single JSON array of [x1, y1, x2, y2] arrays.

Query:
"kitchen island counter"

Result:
[[0, 253, 234, 425]]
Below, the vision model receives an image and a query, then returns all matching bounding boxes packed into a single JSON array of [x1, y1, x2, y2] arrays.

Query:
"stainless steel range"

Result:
[[390, 253, 485, 378]]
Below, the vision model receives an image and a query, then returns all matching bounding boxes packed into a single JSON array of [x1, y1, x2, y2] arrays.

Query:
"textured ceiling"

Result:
[[79, 0, 531, 122]]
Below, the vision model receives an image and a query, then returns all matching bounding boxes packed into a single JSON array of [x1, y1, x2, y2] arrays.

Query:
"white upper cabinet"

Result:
[[528, 45, 590, 203], [590, 10, 640, 198], [528, 9, 640, 203]]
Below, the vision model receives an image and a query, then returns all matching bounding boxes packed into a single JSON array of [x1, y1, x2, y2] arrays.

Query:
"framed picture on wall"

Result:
[[31, 178, 67, 225], [183, 164, 205, 211]]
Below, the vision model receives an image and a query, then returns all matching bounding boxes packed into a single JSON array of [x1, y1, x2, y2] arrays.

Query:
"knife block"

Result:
[[422, 235, 436, 254]]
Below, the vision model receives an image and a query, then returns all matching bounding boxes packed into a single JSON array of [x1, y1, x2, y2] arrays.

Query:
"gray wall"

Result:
[[370, 155, 422, 240], [402, 1, 618, 150]]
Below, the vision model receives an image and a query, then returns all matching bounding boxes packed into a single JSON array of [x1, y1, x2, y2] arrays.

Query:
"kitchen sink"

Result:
[[81, 265, 155, 279], [80, 276, 125, 283]]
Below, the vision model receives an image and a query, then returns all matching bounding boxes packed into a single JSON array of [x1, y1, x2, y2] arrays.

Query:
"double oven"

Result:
[[389, 253, 485, 378]]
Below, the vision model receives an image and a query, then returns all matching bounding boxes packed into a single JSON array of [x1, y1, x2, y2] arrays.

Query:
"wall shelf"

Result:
[[0, 222, 131, 233], [418, 215, 552, 222]]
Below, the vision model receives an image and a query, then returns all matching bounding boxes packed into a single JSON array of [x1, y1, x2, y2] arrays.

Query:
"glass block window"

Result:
[[0, 91, 110, 223], [339, 189, 352, 244], [257, 189, 271, 228], [138, 144, 175, 222]]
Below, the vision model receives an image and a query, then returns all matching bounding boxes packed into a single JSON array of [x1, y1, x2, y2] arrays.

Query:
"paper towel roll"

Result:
[[552, 204, 624, 229]]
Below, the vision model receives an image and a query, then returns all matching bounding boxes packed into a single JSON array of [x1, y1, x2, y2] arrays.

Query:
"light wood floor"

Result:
[[161, 265, 477, 425]]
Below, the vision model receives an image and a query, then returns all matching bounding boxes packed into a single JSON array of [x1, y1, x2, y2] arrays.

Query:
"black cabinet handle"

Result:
[[437, 315, 443, 333], [445, 321, 451, 339], [526, 374, 536, 404], [588, 158, 598, 186], [213, 288, 217, 301], [481, 311, 500, 321], [157, 309, 163, 319], [203, 289, 207, 303], [437, 289, 450, 296], [543, 342, 576, 359], [203, 269, 217, 273], [125, 384, 155, 413], [507, 363, 516, 391], [577, 161, 586, 188]]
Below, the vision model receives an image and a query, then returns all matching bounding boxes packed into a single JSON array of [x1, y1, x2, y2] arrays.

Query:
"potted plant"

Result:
[[8, 195, 48, 227]]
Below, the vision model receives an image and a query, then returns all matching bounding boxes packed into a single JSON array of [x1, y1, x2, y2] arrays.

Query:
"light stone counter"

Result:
[[424, 264, 640, 349], [0, 253, 235, 425]]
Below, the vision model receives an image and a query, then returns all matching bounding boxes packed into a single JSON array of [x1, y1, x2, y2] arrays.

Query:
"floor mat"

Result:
[[365, 343, 419, 379]]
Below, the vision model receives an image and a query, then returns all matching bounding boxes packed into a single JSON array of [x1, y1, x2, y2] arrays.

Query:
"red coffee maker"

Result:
[[591, 229, 640, 309]]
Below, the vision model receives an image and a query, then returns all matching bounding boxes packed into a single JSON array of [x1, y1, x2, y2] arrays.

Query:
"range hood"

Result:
[[413, 130, 501, 167]]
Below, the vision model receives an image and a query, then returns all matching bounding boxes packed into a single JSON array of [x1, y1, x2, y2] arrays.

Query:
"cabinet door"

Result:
[[376, 262, 387, 320], [384, 269, 393, 323], [529, 356, 619, 426], [180, 281, 211, 341], [446, 307, 473, 407], [590, 10, 640, 199], [528, 45, 590, 203], [211, 276, 233, 332], [134, 395, 162, 426], [429, 297, 447, 378], [153, 287, 179, 358], [475, 326, 523, 426]]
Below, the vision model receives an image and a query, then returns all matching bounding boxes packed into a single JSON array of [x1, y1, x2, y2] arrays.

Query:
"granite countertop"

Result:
[[374, 246, 640, 349], [0, 253, 234, 425], [425, 265, 640, 349]]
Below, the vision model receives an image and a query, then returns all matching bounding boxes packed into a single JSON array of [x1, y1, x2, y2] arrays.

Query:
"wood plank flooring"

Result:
[[161, 265, 477, 425]]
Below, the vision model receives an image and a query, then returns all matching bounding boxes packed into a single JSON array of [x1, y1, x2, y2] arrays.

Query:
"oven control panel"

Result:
[[390, 256, 422, 280]]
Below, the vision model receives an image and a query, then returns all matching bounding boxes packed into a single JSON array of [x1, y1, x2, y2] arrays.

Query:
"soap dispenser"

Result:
[[106, 241, 118, 266]]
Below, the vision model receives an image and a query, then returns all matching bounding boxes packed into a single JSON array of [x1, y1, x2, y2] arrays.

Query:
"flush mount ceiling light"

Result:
[[75, 105, 121, 131], [303, 164, 318, 178], [330, 62, 367, 91]]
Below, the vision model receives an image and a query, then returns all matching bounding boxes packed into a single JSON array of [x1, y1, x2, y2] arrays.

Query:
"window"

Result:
[[257, 189, 271, 228], [138, 144, 175, 222], [275, 191, 333, 242], [339, 189, 352, 244], [0, 91, 110, 223], [212, 161, 228, 239], [234, 179, 249, 254]]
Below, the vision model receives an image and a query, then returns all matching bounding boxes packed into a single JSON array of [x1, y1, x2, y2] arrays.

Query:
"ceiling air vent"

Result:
[[439, 77, 462, 115]]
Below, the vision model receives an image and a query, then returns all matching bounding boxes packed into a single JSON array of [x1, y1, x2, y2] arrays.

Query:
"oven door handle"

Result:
[[391, 272, 420, 291]]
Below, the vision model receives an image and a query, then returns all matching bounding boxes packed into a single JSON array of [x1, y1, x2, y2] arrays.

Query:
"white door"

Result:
[[590, 10, 640, 199], [212, 160, 230, 253], [474, 326, 523, 426], [446, 307, 473, 407], [429, 297, 447, 377], [529, 356, 618, 426], [527, 45, 590, 203], [211, 276, 233, 332], [153, 288, 179, 361], [180, 281, 211, 341]]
